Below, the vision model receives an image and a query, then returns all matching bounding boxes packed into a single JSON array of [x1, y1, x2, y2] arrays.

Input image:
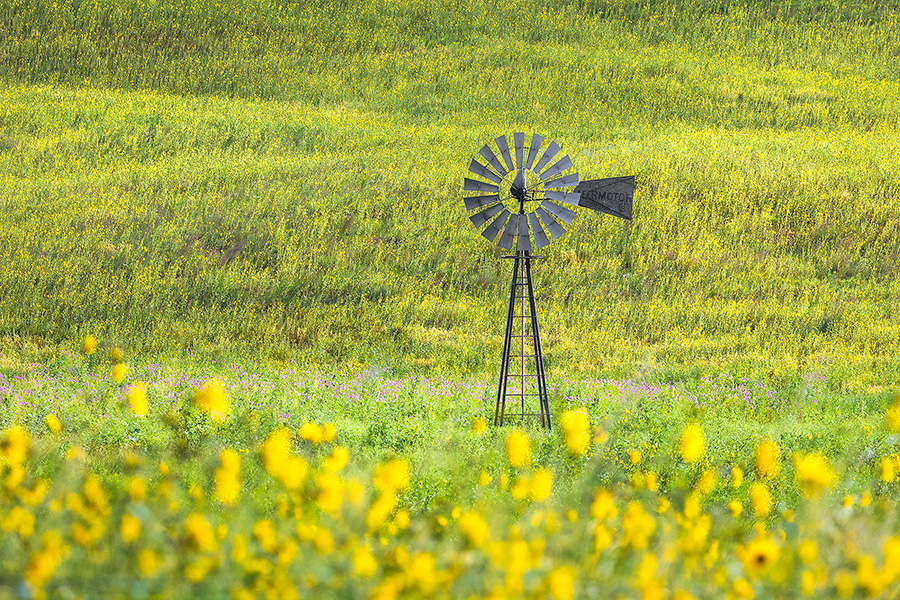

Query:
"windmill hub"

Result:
[[510, 168, 528, 201], [462, 132, 635, 430]]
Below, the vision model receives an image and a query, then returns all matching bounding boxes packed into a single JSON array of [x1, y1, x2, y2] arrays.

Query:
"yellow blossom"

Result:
[[127, 381, 148, 416], [299, 422, 323, 443], [732, 466, 744, 488], [630, 450, 642, 465], [591, 489, 617, 521], [128, 477, 147, 502], [794, 453, 835, 497], [741, 533, 779, 577], [478, 471, 492, 486], [755, 439, 780, 478], [184, 513, 216, 552], [112, 362, 129, 384], [215, 449, 241, 505], [459, 511, 489, 547], [881, 457, 895, 482], [138, 549, 160, 576], [548, 566, 575, 600], [621, 501, 656, 549], [473, 416, 488, 433], [679, 424, 705, 463], [193, 378, 230, 421], [323, 446, 349, 472], [120, 513, 141, 543], [322, 422, 336, 442], [530, 468, 553, 501], [317, 472, 343, 515], [83, 336, 97, 355], [749, 483, 772, 517], [45, 414, 61, 433], [373, 459, 410, 493], [560, 409, 591, 455], [353, 545, 378, 577], [729, 500, 743, 517], [505, 430, 530, 467], [1, 426, 30, 465]]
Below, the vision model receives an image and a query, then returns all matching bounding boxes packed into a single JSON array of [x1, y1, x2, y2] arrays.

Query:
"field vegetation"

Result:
[[1, 0, 900, 597]]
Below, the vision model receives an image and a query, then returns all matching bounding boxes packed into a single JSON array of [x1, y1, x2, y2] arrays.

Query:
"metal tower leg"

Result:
[[494, 254, 520, 426], [524, 254, 551, 430]]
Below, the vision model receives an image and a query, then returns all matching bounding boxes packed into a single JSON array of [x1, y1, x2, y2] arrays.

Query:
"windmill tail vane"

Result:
[[462, 132, 634, 429]]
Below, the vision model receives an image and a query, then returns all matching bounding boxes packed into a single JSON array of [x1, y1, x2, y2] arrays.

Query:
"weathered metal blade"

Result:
[[574, 176, 635, 220], [528, 213, 550, 249], [464, 194, 500, 211], [541, 199, 577, 224], [463, 178, 499, 193], [543, 190, 581, 206], [539, 154, 573, 181], [469, 202, 504, 228], [516, 214, 531, 252], [479, 144, 509, 176], [525, 134, 544, 169], [543, 173, 580, 189], [498, 212, 518, 250], [533, 140, 560, 174], [513, 132, 525, 170], [495, 135, 514, 172], [468, 159, 503, 184], [536, 207, 566, 239], [481, 209, 510, 242]]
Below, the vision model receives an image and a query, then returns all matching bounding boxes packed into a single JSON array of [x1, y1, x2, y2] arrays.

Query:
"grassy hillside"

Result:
[[1, 0, 899, 385]]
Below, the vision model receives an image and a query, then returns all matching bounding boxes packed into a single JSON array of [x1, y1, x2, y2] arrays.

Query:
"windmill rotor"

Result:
[[463, 133, 582, 252]]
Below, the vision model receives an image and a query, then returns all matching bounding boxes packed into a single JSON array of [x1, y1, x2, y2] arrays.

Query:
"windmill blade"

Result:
[[479, 144, 509, 176], [543, 190, 581, 206], [529, 212, 550, 249], [543, 173, 580, 189], [539, 154, 573, 181], [516, 214, 531, 252], [481, 209, 510, 242], [463, 178, 500, 193], [468, 159, 503, 184], [536, 207, 566, 239], [498, 212, 518, 250], [525, 134, 544, 169], [513, 132, 525, 170], [541, 199, 577, 225], [533, 140, 560, 174], [574, 176, 635, 220], [495, 135, 514, 172], [464, 194, 500, 211], [469, 202, 505, 228]]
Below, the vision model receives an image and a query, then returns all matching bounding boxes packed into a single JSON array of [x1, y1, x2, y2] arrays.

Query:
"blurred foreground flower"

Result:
[[679, 424, 705, 463], [560, 409, 591, 455], [505, 430, 530, 467], [127, 381, 148, 417], [473, 416, 488, 434], [794, 453, 835, 497], [82, 336, 97, 355], [45, 413, 61, 433], [194, 378, 230, 421], [755, 439, 780, 478], [111, 363, 129, 384]]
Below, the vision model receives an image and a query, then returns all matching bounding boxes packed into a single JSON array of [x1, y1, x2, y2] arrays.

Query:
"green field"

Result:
[[2, 0, 900, 598]]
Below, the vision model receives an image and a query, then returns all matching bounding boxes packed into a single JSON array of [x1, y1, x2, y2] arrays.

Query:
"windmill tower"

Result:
[[463, 133, 634, 429]]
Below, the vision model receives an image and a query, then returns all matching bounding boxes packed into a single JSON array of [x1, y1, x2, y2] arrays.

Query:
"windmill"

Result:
[[463, 133, 634, 429]]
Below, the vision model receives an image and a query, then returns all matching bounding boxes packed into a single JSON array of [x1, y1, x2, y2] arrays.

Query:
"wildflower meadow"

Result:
[[2, 0, 900, 598]]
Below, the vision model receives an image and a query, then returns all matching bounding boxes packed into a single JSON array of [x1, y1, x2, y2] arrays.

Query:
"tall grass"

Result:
[[0, 0, 898, 386]]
